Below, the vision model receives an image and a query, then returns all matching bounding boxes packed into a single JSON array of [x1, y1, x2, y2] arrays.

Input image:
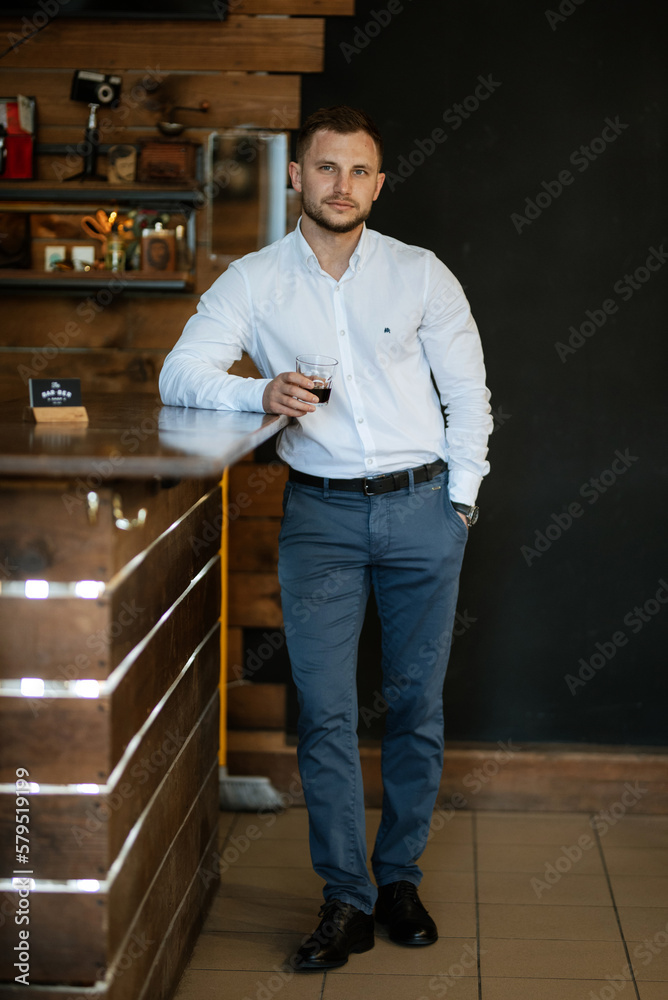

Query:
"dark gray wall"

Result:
[[300, 0, 667, 746]]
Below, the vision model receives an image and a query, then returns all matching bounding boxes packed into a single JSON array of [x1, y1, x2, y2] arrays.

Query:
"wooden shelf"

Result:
[[0, 185, 198, 290], [0, 269, 193, 291], [0, 182, 201, 207]]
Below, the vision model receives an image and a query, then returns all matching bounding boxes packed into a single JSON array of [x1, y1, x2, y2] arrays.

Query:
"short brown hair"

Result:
[[296, 105, 384, 166]]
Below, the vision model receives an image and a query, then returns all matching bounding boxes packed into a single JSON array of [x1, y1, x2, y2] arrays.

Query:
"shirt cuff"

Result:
[[238, 377, 272, 413], [448, 469, 483, 506]]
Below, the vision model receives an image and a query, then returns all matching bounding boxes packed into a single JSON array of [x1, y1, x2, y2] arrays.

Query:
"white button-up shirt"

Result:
[[159, 221, 492, 503]]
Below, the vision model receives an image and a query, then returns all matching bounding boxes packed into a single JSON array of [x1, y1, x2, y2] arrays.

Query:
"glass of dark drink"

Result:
[[295, 355, 338, 407]]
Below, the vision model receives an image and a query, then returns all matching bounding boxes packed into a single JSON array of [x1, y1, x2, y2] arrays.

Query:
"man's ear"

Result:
[[373, 172, 386, 201], [288, 160, 302, 193]]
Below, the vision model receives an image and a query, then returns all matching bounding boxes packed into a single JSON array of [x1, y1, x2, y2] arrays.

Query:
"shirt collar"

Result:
[[294, 217, 318, 271], [350, 224, 368, 272], [294, 217, 369, 275]]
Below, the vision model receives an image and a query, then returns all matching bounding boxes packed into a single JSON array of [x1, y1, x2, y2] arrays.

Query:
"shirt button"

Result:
[[357, 417, 364, 424], [346, 374, 352, 381], [339, 330, 346, 336], [366, 459, 374, 466]]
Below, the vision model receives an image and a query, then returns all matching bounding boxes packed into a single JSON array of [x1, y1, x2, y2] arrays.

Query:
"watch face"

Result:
[[469, 506, 479, 526]]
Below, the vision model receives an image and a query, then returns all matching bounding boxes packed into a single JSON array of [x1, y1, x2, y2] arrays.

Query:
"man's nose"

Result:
[[334, 172, 352, 194]]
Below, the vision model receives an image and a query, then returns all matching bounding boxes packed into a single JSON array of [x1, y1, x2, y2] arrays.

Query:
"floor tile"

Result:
[[419, 841, 475, 871], [253, 807, 311, 840], [187, 929, 308, 972], [480, 938, 631, 980], [232, 837, 314, 868], [477, 841, 603, 874], [204, 893, 321, 935], [218, 813, 280, 853], [323, 972, 478, 999], [610, 876, 668, 907], [477, 870, 612, 906], [217, 809, 311, 845], [618, 907, 668, 941], [218, 810, 303, 849], [476, 811, 594, 846], [219, 865, 324, 898], [417, 870, 476, 902], [629, 936, 668, 981], [367, 809, 474, 847], [602, 847, 668, 876], [478, 903, 620, 941], [425, 901, 477, 937], [421, 808, 474, 843], [329, 935, 479, 977], [482, 978, 637, 999], [216, 810, 238, 842], [599, 815, 668, 849], [175, 966, 324, 999], [638, 984, 668, 999]]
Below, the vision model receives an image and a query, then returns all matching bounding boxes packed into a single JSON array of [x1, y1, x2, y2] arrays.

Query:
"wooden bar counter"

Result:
[[0, 393, 286, 999]]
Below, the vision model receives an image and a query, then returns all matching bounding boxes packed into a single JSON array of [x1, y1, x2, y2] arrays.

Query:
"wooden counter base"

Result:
[[0, 395, 287, 998], [0, 475, 221, 995]]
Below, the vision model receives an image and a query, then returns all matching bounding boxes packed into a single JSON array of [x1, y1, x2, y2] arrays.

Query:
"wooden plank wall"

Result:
[[0, 1, 354, 402], [226, 451, 289, 741]]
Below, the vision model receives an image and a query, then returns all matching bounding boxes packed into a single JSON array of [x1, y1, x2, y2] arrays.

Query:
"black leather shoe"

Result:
[[293, 900, 374, 969], [375, 880, 438, 946]]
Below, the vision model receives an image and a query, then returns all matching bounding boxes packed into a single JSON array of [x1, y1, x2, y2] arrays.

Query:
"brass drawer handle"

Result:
[[112, 493, 147, 531]]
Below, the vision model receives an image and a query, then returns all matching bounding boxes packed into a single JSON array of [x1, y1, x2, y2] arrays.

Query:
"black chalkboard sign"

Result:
[[29, 379, 82, 408]]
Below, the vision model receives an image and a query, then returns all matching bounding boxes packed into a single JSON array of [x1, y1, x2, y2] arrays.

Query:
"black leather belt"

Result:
[[289, 459, 446, 496]]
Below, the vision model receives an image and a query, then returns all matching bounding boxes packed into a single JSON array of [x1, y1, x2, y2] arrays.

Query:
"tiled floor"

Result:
[[174, 807, 668, 1000]]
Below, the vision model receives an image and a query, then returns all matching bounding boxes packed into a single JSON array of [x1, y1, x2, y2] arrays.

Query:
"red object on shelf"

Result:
[[0, 98, 35, 180]]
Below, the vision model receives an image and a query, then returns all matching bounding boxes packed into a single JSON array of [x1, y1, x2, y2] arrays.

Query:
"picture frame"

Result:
[[44, 245, 65, 271]]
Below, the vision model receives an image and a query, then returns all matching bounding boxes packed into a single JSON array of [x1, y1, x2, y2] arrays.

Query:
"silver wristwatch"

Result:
[[451, 502, 479, 527]]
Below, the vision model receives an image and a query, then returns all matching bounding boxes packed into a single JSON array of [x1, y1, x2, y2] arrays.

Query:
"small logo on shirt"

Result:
[[384, 327, 390, 334]]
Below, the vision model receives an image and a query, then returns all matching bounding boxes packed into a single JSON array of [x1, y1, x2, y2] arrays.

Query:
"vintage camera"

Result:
[[70, 70, 121, 107]]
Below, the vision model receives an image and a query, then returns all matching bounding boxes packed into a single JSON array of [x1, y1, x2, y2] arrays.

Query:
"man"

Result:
[[159, 106, 491, 969]]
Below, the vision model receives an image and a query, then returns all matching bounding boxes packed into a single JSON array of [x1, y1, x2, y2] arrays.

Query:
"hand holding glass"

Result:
[[295, 355, 338, 407]]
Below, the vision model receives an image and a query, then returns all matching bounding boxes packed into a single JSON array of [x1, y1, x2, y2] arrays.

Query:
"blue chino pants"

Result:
[[277, 467, 468, 914]]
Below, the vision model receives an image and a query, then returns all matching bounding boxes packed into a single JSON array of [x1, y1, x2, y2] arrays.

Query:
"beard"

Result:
[[301, 192, 372, 234]]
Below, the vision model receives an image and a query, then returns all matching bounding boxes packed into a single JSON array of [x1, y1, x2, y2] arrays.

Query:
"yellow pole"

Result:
[[219, 469, 229, 768]]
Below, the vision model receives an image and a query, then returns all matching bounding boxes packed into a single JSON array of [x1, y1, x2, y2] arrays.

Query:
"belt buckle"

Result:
[[363, 474, 387, 496]]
